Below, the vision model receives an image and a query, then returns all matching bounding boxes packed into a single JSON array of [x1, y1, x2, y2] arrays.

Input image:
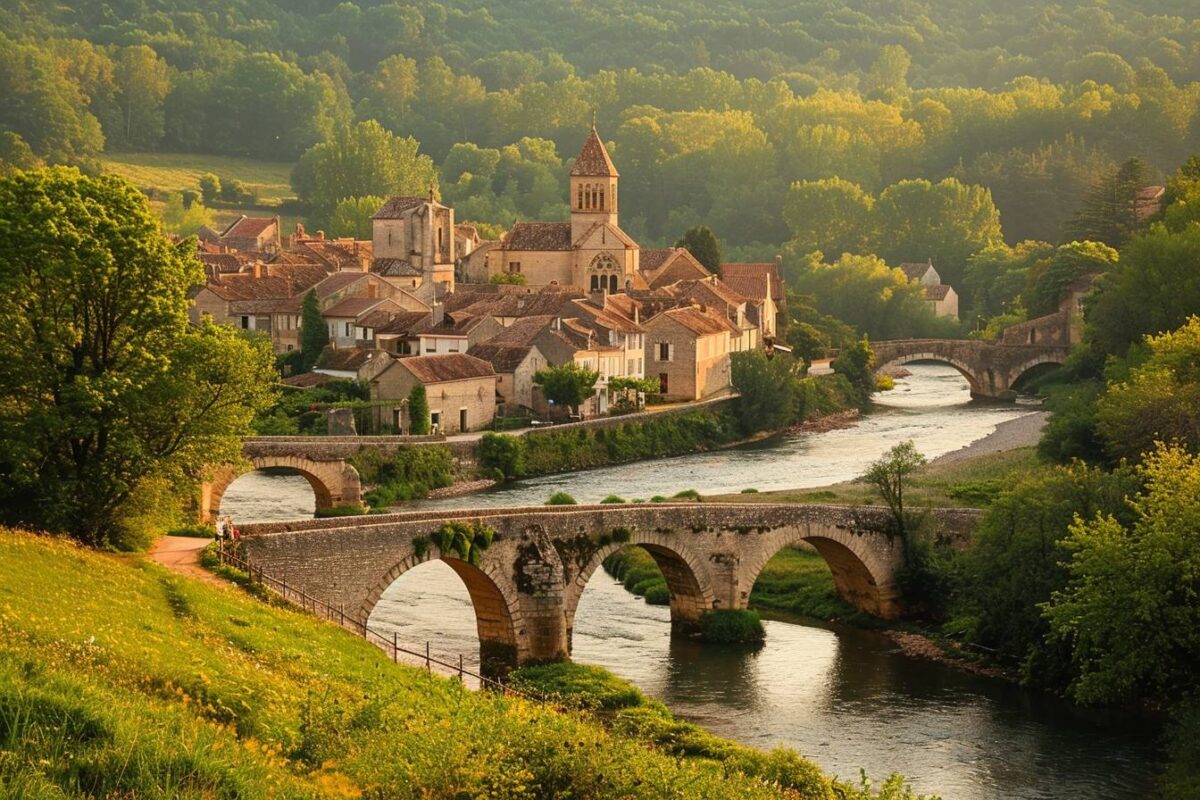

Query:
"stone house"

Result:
[[643, 306, 736, 401], [719, 260, 785, 310], [565, 298, 646, 380], [322, 297, 411, 349], [371, 194, 456, 291], [216, 215, 281, 254], [466, 343, 548, 414], [416, 313, 503, 355], [664, 278, 758, 352], [372, 310, 435, 355], [716, 272, 777, 339], [189, 262, 328, 353], [640, 248, 711, 289], [368, 353, 497, 434], [924, 284, 959, 319]]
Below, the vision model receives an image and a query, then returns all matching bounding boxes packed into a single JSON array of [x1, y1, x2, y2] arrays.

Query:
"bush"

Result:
[[650, 496, 668, 503], [314, 504, 367, 518], [698, 610, 766, 646], [642, 584, 671, 605], [166, 524, 215, 538], [600, 495, 626, 503], [672, 489, 701, 501], [479, 432, 526, 479], [350, 445, 455, 508], [740, 487, 759, 493], [507, 662, 644, 710], [546, 491, 577, 505]]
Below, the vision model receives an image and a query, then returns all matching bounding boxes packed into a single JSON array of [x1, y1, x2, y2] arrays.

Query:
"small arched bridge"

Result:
[[239, 503, 980, 675], [200, 439, 362, 522], [872, 339, 1068, 399]]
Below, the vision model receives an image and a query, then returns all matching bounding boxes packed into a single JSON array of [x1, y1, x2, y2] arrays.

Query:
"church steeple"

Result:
[[570, 126, 619, 242]]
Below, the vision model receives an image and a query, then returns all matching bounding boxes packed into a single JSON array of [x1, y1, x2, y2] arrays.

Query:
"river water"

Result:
[[219, 364, 1162, 799]]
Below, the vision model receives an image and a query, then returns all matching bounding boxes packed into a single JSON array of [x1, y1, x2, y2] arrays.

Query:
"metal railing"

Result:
[[212, 542, 540, 699]]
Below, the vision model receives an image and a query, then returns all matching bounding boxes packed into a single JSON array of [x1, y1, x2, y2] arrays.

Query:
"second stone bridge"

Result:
[[241, 503, 980, 674]]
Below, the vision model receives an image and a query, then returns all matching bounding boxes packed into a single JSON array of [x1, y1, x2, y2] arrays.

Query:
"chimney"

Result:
[[251, 261, 264, 279], [432, 303, 445, 326], [588, 289, 606, 307], [633, 304, 640, 324]]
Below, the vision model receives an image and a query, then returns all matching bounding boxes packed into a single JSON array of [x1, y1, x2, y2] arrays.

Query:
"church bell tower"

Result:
[[570, 126, 619, 243]]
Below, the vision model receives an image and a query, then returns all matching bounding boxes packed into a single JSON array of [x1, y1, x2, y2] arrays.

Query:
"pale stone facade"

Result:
[[372, 195, 456, 291], [368, 354, 497, 434], [643, 307, 734, 401]]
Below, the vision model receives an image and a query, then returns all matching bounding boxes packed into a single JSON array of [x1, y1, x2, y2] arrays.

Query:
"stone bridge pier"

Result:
[[239, 504, 980, 676], [200, 443, 361, 522]]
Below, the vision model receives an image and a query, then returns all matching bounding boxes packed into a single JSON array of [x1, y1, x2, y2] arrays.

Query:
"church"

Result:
[[487, 127, 644, 291]]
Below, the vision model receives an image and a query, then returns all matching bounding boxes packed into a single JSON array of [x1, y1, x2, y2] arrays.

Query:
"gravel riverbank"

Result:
[[928, 409, 1048, 465]]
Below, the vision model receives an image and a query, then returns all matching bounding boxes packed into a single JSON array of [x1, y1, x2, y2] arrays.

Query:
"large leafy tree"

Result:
[[291, 120, 438, 228], [1065, 158, 1151, 248], [329, 195, 384, 240], [112, 45, 170, 149], [1022, 240, 1119, 317], [0, 168, 278, 547], [730, 350, 796, 434], [782, 177, 875, 258], [675, 224, 722, 273], [533, 362, 599, 414]]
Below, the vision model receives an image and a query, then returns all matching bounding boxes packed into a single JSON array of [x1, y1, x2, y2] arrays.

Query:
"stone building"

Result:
[[489, 128, 641, 291], [466, 342, 548, 414], [368, 353, 497, 434], [900, 260, 958, 319], [214, 215, 281, 254], [643, 306, 736, 401], [371, 194, 456, 291]]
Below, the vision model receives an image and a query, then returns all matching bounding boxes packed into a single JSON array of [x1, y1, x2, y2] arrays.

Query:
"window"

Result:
[[599, 189, 605, 209], [657, 342, 671, 362], [286, 344, 294, 352], [459, 408, 468, 432], [608, 274, 618, 293], [344, 322, 353, 337], [509, 261, 521, 273], [659, 372, 669, 394], [577, 185, 584, 210], [240, 316, 250, 329]]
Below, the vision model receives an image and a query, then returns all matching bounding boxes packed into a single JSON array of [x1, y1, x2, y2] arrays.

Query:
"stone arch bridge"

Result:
[[872, 339, 1068, 400], [239, 503, 980, 675]]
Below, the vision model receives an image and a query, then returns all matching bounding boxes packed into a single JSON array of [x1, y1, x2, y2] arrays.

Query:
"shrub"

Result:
[[350, 445, 455, 508], [741, 488, 759, 493], [649, 496, 668, 503], [545, 491, 577, 505], [672, 489, 701, 501], [166, 524, 214, 538], [479, 432, 526, 479], [600, 495, 626, 503], [642, 583, 671, 605], [699, 609, 766, 646], [507, 662, 644, 710], [315, 504, 367, 518]]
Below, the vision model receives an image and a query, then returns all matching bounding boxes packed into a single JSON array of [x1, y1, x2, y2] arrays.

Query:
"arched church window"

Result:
[[578, 185, 584, 210], [608, 274, 618, 293], [599, 189, 605, 210], [590, 275, 600, 291]]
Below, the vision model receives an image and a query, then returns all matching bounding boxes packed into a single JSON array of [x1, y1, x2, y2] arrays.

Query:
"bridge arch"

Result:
[[359, 547, 523, 676], [737, 524, 903, 619], [1008, 355, 1064, 390], [563, 532, 716, 643], [873, 351, 984, 395], [200, 456, 361, 522]]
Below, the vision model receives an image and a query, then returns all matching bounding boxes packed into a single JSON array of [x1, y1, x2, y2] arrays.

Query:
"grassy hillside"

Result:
[[0, 531, 921, 799], [101, 152, 294, 203]]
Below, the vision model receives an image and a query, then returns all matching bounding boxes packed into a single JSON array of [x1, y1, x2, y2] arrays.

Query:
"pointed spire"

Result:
[[570, 126, 619, 177]]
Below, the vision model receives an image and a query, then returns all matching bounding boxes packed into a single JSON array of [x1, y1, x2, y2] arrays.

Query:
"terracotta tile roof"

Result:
[[228, 298, 286, 314], [398, 353, 495, 383], [925, 284, 953, 301], [317, 348, 381, 372], [568, 299, 644, 333], [502, 221, 573, 251], [373, 196, 430, 219], [198, 252, 252, 274], [487, 315, 560, 346], [372, 257, 422, 277], [604, 292, 641, 320], [900, 262, 935, 281], [297, 240, 369, 269], [720, 262, 783, 302], [357, 308, 399, 330], [670, 278, 746, 309], [313, 271, 369, 297], [455, 224, 478, 240], [322, 296, 389, 319], [375, 310, 432, 335], [283, 371, 339, 388], [639, 248, 674, 272], [460, 290, 579, 319], [269, 251, 324, 267], [421, 313, 487, 336], [220, 216, 276, 239], [467, 343, 536, 373], [196, 225, 221, 243], [718, 273, 771, 303], [204, 274, 294, 301], [653, 306, 738, 336], [570, 127, 619, 177]]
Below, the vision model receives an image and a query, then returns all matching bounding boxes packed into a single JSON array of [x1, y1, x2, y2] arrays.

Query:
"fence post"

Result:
[[425, 641, 431, 674], [339, 604, 345, 628], [393, 632, 398, 663], [458, 653, 463, 682]]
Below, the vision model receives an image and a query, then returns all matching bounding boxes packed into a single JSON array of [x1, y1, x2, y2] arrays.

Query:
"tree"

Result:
[[299, 290, 328, 371], [1065, 158, 1150, 248], [1096, 317, 1200, 462], [832, 337, 876, 409], [160, 191, 214, 235], [0, 132, 43, 175], [782, 177, 874, 258], [330, 195, 384, 240], [861, 441, 927, 537], [490, 271, 527, 285], [292, 120, 438, 228], [112, 45, 170, 149], [675, 225, 722, 272], [198, 173, 222, 205], [533, 363, 599, 414], [408, 384, 430, 435], [872, 178, 1004, 290], [0, 168, 277, 548], [1023, 240, 1119, 317], [1044, 444, 1200, 706], [730, 350, 796, 434]]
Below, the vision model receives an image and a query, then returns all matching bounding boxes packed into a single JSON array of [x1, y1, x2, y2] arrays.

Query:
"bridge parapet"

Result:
[[239, 503, 981, 675], [872, 338, 1068, 399]]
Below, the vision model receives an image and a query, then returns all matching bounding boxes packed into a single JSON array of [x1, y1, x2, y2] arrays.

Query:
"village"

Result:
[[189, 126, 966, 435]]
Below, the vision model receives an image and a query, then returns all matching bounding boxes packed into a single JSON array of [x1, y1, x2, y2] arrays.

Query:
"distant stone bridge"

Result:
[[239, 503, 981, 675], [872, 339, 1068, 399]]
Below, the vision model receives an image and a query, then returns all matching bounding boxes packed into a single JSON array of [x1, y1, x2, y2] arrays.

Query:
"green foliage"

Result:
[[407, 384, 430, 435], [252, 378, 367, 435], [603, 547, 669, 605], [298, 290, 328, 372], [429, 521, 495, 565], [674, 225, 722, 272], [1066, 158, 1152, 248], [349, 445, 454, 508], [533, 362, 599, 412], [0, 168, 278, 548], [832, 338, 877, 409], [730, 350, 797, 434], [698, 610, 766, 646], [159, 190, 214, 235], [1165, 701, 1200, 800], [1023, 240, 1118, 317], [749, 547, 878, 626], [861, 441, 928, 538], [478, 432, 526, 479], [314, 504, 367, 518], [673, 489, 701, 500], [329, 195, 384, 239], [1044, 444, 1200, 707], [784, 177, 875, 257], [953, 461, 1140, 689], [292, 120, 437, 228], [198, 173, 222, 205], [545, 491, 577, 505], [167, 523, 216, 538], [508, 662, 645, 710], [600, 495, 626, 504], [489, 271, 527, 285]]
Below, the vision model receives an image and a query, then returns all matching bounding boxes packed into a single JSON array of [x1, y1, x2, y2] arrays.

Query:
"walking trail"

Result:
[[148, 534, 226, 588]]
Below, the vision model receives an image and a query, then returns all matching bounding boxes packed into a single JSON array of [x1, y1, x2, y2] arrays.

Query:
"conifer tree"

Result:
[[1066, 158, 1149, 248], [408, 384, 430, 434], [299, 289, 328, 371], [675, 225, 722, 272]]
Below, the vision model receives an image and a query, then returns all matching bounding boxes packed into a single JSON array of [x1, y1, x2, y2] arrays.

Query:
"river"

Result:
[[218, 364, 1162, 799]]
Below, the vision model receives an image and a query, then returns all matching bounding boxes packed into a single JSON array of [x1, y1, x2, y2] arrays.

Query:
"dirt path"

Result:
[[148, 535, 226, 588]]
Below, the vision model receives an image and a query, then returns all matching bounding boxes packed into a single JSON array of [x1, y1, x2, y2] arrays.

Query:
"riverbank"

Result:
[[0, 529, 929, 800]]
